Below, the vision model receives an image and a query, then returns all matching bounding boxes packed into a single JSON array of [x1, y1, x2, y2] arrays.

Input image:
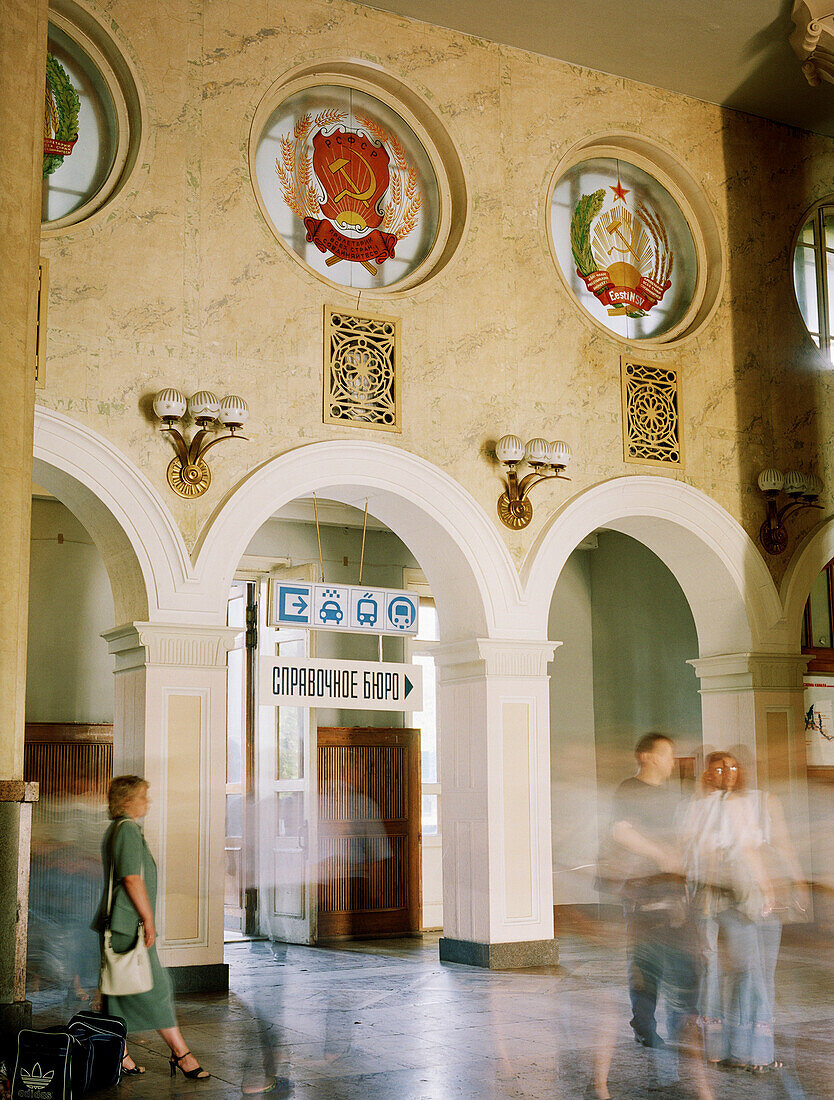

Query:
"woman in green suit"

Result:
[[94, 775, 210, 1080]]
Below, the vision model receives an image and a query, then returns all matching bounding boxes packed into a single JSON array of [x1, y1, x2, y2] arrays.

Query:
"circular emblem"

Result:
[[252, 85, 442, 290], [550, 157, 699, 341]]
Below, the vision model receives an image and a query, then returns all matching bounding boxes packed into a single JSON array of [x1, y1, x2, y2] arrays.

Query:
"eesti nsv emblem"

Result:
[[43, 53, 80, 177], [570, 176, 673, 318], [277, 110, 422, 276]]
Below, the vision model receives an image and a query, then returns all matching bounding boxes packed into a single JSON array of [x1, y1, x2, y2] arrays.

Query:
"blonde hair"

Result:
[[108, 775, 148, 819]]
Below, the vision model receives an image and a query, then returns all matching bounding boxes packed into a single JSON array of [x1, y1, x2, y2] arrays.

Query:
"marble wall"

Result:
[[37, 0, 834, 579]]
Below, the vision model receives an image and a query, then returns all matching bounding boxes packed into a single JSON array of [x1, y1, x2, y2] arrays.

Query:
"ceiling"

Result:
[[364, 0, 834, 138]]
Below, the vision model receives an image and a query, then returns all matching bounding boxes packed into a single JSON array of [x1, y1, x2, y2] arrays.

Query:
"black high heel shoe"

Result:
[[170, 1051, 210, 1080]]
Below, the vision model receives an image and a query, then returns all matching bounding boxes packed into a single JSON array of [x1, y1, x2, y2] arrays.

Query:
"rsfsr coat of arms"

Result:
[[570, 177, 673, 319], [277, 109, 422, 276]]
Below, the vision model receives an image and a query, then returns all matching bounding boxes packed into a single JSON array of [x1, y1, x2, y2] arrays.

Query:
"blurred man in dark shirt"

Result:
[[611, 732, 682, 1048]]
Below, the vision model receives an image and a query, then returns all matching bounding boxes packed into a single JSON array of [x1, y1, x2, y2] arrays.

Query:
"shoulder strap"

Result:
[[105, 819, 144, 923]]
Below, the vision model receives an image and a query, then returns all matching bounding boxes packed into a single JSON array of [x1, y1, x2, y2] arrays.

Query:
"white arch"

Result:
[[194, 441, 523, 641], [33, 406, 193, 623], [522, 476, 786, 655], [781, 514, 834, 647]]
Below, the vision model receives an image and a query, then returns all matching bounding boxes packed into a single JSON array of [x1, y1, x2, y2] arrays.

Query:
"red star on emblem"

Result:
[[610, 178, 629, 203]]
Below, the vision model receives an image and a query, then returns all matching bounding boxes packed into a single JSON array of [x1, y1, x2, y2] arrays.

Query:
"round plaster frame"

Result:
[[544, 133, 724, 348], [248, 60, 469, 299], [41, 0, 145, 236]]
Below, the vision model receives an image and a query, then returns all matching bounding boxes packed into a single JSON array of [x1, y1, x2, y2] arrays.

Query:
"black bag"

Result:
[[67, 1011, 126, 1091], [12, 1029, 76, 1100], [41, 1030, 93, 1100]]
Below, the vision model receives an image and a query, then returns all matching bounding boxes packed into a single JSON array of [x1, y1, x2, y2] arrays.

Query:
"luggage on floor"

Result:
[[11, 1028, 76, 1100], [67, 1011, 126, 1091]]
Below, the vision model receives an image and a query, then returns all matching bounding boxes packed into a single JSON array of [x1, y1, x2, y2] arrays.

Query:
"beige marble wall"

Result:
[[37, 0, 834, 578]]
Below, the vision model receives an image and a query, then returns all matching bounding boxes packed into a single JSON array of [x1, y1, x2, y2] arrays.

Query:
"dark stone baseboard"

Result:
[[438, 937, 559, 969], [0, 1000, 32, 1048], [168, 963, 229, 994]]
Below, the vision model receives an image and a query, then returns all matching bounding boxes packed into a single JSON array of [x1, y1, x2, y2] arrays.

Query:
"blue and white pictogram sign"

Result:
[[385, 591, 417, 631], [270, 580, 419, 636], [349, 588, 383, 630], [313, 586, 348, 627], [275, 584, 312, 625]]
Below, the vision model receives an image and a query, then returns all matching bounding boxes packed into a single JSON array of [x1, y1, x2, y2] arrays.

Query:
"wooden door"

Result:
[[317, 727, 421, 938]]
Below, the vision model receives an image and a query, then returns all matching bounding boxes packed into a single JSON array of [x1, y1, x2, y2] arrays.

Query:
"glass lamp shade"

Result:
[[524, 437, 551, 465], [495, 434, 525, 464], [153, 387, 187, 422], [783, 470, 807, 495], [218, 395, 249, 429], [757, 468, 784, 493], [550, 440, 572, 468], [803, 473, 823, 499], [188, 390, 220, 424]]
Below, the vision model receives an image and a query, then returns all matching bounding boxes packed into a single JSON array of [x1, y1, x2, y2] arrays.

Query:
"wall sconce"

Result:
[[757, 468, 823, 554], [152, 388, 249, 497], [494, 435, 572, 529]]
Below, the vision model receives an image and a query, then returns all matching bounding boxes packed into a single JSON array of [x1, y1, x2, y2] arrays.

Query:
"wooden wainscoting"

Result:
[[24, 723, 113, 800], [317, 726, 421, 938]]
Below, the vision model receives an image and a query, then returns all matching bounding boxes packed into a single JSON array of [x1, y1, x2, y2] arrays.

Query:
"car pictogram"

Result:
[[319, 599, 343, 624]]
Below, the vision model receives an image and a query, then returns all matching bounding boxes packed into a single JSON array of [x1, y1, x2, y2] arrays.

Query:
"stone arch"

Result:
[[194, 440, 522, 642], [522, 476, 785, 655], [32, 406, 192, 624]]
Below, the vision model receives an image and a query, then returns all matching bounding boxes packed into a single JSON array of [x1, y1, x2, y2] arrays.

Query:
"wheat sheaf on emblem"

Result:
[[276, 108, 422, 276]]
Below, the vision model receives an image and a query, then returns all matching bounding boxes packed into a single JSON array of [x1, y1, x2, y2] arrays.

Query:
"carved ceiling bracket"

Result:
[[791, 2, 834, 86]]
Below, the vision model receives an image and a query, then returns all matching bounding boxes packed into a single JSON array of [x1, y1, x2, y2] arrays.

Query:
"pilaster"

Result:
[[434, 638, 560, 968], [104, 622, 241, 984]]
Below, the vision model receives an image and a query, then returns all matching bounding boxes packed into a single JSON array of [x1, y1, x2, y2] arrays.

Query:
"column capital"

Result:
[[689, 652, 808, 693], [433, 638, 561, 682], [103, 622, 242, 672]]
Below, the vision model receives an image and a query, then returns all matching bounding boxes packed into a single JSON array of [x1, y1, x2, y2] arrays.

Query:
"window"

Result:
[[802, 558, 834, 672], [793, 201, 834, 360], [42, 9, 142, 232]]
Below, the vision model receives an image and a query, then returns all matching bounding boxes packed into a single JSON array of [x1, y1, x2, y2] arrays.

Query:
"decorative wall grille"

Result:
[[324, 306, 400, 432], [620, 357, 682, 466]]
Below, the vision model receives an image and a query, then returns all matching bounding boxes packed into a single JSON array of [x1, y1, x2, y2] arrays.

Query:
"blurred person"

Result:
[[27, 763, 108, 1004], [317, 757, 392, 937], [608, 733, 712, 1099], [92, 775, 210, 1080], [678, 751, 804, 1074]]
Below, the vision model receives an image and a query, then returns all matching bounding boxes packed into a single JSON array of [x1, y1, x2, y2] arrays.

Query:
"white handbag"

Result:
[[99, 821, 154, 996]]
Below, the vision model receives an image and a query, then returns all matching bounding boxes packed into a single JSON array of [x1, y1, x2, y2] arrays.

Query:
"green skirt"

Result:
[[102, 931, 176, 1031]]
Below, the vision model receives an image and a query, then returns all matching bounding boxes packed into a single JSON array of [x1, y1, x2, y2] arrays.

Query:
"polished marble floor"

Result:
[[22, 925, 834, 1099]]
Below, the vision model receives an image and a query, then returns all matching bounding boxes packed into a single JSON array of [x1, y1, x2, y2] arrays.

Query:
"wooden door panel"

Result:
[[317, 727, 420, 938]]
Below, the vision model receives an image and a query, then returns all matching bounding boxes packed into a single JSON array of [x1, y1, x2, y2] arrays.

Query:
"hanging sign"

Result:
[[260, 656, 423, 712], [269, 580, 419, 636]]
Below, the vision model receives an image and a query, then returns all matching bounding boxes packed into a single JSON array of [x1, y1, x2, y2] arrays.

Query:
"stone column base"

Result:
[[439, 937, 559, 969], [0, 1000, 32, 1049], [167, 962, 229, 994]]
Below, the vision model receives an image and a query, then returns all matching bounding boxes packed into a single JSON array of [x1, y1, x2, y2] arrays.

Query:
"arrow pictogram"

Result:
[[404, 676, 413, 699], [293, 596, 307, 614]]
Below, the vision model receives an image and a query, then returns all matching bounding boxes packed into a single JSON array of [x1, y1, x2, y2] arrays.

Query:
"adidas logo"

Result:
[[20, 1062, 55, 1089]]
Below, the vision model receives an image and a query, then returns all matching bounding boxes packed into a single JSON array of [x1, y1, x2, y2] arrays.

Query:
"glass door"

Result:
[[224, 583, 247, 933], [256, 567, 318, 944]]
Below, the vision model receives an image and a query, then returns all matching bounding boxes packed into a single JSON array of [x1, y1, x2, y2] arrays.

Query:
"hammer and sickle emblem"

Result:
[[328, 154, 376, 206], [605, 218, 641, 260]]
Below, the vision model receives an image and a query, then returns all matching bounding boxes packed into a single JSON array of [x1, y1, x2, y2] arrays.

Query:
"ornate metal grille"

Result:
[[324, 307, 400, 431], [621, 357, 682, 466]]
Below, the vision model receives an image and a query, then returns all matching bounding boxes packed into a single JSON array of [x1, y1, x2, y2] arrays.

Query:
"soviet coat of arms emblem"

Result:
[[277, 109, 422, 276], [570, 177, 673, 319]]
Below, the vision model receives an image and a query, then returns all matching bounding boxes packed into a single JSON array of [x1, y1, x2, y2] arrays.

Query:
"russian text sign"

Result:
[[260, 656, 423, 712], [270, 580, 419, 636]]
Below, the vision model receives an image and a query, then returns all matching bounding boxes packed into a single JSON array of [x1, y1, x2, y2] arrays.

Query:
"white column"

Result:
[[434, 638, 559, 968], [104, 623, 241, 988]]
